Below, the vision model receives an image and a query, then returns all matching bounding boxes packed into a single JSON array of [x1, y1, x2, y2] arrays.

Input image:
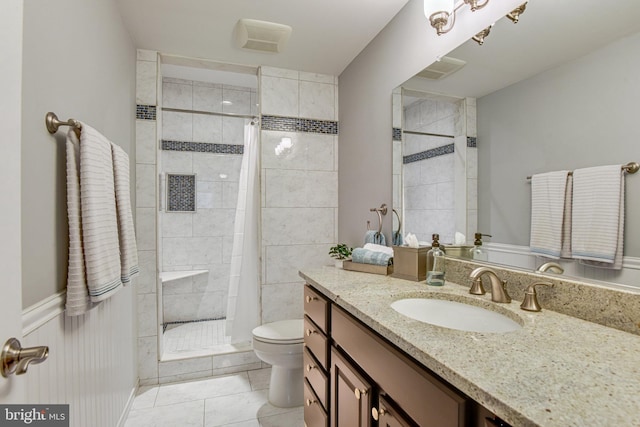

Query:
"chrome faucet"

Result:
[[469, 267, 511, 303], [536, 261, 564, 274]]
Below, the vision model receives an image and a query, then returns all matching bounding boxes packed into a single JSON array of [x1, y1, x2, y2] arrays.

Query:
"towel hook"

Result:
[[369, 204, 388, 236], [392, 208, 402, 236]]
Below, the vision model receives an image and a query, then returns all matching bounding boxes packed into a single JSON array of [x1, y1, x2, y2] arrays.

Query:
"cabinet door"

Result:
[[331, 347, 372, 427], [373, 395, 418, 427]]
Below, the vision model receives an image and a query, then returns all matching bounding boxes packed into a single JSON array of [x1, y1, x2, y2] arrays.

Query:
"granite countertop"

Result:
[[299, 266, 640, 427]]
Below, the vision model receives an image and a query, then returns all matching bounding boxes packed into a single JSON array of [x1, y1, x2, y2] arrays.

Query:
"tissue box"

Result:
[[391, 245, 430, 281]]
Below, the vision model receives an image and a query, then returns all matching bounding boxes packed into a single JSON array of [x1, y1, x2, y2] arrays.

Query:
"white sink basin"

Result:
[[391, 298, 522, 333]]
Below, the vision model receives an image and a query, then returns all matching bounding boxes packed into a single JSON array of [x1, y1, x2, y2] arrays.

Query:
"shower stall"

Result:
[[157, 63, 260, 359]]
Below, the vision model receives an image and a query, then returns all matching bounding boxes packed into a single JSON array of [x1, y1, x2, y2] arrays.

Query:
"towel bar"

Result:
[[526, 162, 639, 181], [45, 112, 82, 137]]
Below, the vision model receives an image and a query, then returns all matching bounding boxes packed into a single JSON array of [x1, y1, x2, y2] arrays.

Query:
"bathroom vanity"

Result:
[[300, 264, 640, 427]]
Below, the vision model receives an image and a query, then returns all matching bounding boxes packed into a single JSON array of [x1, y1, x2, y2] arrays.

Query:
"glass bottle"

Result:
[[426, 234, 445, 286], [469, 232, 491, 261]]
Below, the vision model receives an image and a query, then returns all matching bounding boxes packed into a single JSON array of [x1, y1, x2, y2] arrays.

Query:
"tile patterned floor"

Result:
[[125, 368, 303, 427], [163, 319, 231, 356]]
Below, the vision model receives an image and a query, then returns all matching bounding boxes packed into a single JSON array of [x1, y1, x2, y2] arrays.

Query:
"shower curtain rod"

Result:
[[402, 130, 454, 139], [163, 107, 258, 122]]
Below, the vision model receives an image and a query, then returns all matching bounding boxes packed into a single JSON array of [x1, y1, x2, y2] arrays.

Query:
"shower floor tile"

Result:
[[164, 319, 231, 356]]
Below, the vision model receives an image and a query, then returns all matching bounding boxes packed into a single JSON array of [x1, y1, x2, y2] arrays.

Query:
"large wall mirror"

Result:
[[393, 0, 640, 287]]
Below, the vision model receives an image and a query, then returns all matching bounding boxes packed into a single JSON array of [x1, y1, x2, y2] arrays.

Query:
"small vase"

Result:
[[334, 259, 345, 269]]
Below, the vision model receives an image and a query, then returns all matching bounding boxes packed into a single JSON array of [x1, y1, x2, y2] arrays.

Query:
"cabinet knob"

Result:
[[305, 295, 318, 303], [306, 329, 317, 337], [305, 398, 317, 407], [306, 364, 316, 372], [354, 388, 367, 400], [371, 407, 387, 421]]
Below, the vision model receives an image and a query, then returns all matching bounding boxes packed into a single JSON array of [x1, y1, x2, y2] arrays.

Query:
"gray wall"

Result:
[[337, 0, 523, 247], [21, 0, 136, 307], [477, 31, 640, 257]]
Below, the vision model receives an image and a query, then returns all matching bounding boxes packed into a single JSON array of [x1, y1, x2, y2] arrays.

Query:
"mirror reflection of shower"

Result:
[[158, 63, 260, 359]]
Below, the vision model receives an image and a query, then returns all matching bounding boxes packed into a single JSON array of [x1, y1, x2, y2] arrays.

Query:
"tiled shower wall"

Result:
[[160, 77, 257, 323], [401, 96, 477, 244], [135, 49, 161, 385], [403, 96, 458, 243], [259, 66, 339, 322]]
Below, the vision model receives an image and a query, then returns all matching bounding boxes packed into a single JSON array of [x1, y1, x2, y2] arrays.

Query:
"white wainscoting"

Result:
[[21, 286, 137, 427], [484, 242, 640, 290]]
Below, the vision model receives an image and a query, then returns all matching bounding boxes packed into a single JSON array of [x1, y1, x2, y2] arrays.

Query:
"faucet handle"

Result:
[[469, 277, 486, 295], [520, 282, 553, 312]]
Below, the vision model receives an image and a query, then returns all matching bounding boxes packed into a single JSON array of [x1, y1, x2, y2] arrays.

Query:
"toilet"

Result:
[[252, 319, 304, 408]]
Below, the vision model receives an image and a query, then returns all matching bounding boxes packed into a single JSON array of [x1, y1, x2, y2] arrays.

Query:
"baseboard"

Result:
[[117, 380, 139, 427]]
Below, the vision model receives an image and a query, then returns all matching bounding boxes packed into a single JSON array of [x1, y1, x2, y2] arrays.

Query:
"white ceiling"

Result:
[[403, 0, 640, 98], [116, 0, 409, 76]]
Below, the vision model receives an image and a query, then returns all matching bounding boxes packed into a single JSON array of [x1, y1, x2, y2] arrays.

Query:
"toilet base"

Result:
[[268, 365, 303, 408]]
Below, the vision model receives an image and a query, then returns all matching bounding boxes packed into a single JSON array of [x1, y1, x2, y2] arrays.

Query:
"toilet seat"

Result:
[[252, 319, 303, 345]]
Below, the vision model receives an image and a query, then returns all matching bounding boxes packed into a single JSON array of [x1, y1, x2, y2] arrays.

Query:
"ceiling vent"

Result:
[[416, 56, 466, 80], [235, 19, 292, 53]]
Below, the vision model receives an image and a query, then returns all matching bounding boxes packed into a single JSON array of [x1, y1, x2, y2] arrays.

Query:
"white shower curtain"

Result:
[[225, 121, 260, 343]]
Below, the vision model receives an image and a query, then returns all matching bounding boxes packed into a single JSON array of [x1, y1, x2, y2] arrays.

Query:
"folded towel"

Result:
[[364, 230, 386, 246], [352, 248, 393, 266], [530, 170, 572, 258], [364, 243, 394, 257], [65, 133, 93, 316], [571, 165, 624, 269], [112, 143, 139, 284], [80, 123, 123, 301]]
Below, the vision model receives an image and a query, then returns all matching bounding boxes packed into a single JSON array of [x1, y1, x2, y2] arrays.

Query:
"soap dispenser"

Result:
[[470, 233, 491, 261], [426, 234, 445, 286]]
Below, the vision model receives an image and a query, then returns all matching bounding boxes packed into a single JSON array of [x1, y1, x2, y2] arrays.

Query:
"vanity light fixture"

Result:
[[424, 0, 455, 36], [463, 0, 489, 12], [506, 1, 528, 24], [472, 24, 493, 45], [425, 0, 490, 36]]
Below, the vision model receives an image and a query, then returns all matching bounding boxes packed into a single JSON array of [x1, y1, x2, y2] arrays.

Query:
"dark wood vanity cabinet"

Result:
[[330, 347, 373, 426], [304, 283, 496, 427], [304, 285, 330, 427]]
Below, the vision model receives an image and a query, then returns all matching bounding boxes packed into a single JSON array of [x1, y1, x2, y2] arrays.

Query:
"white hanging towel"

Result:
[[112, 143, 139, 284], [65, 123, 124, 316], [571, 165, 625, 269], [65, 132, 92, 316], [530, 170, 572, 259]]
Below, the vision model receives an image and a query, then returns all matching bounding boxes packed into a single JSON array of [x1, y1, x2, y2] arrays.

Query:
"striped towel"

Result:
[[352, 248, 393, 266], [65, 123, 124, 315], [530, 171, 572, 259], [112, 143, 139, 284], [65, 133, 93, 316], [571, 165, 624, 269]]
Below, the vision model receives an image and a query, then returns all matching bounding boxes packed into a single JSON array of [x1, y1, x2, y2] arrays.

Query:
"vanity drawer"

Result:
[[304, 285, 329, 333], [304, 315, 328, 370], [304, 378, 328, 427], [304, 347, 328, 411]]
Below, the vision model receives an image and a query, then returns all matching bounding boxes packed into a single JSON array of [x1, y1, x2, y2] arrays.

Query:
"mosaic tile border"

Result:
[[162, 140, 244, 155], [136, 104, 157, 120], [392, 128, 402, 141], [467, 137, 477, 147], [166, 174, 196, 212], [403, 143, 455, 164], [261, 115, 338, 135]]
